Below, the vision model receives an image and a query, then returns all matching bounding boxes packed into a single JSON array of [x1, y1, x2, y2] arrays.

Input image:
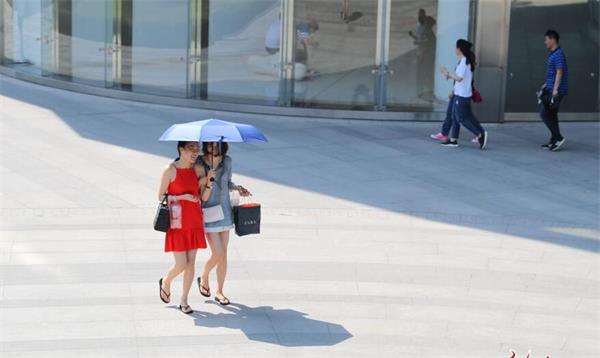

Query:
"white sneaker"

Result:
[[550, 138, 565, 152]]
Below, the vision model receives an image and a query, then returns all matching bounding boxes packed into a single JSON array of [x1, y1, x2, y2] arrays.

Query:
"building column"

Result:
[[433, 0, 471, 102], [472, 0, 511, 123]]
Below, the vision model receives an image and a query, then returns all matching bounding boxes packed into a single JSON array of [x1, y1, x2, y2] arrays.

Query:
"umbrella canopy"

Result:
[[159, 118, 268, 143]]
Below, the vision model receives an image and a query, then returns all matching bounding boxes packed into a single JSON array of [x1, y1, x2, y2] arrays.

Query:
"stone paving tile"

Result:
[[0, 75, 598, 357]]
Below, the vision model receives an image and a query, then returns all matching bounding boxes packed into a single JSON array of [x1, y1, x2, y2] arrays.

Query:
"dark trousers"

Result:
[[450, 95, 484, 140], [441, 96, 457, 137], [265, 47, 279, 55], [540, 94, 564, 142]]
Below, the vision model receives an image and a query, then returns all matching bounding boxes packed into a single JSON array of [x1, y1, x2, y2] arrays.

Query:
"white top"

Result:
[[453, 57, 473, 98], [265, 20, 281, 49]]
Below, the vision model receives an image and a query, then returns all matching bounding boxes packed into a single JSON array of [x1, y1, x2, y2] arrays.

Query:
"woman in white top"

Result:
[[440, 39, 488, 149]]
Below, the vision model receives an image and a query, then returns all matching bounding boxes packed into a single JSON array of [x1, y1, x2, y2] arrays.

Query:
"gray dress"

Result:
[[197, 155, 236, 233]]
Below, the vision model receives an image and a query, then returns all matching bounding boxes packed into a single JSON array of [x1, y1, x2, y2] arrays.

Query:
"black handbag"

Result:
[[233, 202, 261, 236], [154, 195, 170, 232]]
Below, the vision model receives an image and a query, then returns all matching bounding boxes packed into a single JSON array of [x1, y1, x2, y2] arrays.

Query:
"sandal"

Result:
[[179, 304, 193, 314], [158, 278, 170, 304], [214, 294, 230, 306], [197, 277, 211, 298]]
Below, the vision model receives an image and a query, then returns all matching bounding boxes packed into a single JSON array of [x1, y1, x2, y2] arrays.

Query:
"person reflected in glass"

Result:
[[340, 0, 362, 23], [409, 9, 436, 101], [264, 16, 319, 79]]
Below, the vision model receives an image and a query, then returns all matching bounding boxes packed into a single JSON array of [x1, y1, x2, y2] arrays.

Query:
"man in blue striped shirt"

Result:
[[539, 29, 568, 151]]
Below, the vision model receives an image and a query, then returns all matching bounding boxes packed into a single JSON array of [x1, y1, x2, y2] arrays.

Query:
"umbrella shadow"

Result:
[[188, 301, 352, 347]]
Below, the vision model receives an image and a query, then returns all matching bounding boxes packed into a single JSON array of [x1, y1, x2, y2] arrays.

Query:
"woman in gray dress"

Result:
[[196, 142, 251, 305]]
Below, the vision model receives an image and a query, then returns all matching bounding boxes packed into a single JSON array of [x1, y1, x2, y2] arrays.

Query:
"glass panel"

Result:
[[70, 0, 112, 86], [291, 0, 377, 109], [505, 0, 599, 113], [130, 0, 189, 97], [205, 0, 282, 105], [386, 0, 472, 111], [4, 0, 43, 75], [40, 0, 57, 76]]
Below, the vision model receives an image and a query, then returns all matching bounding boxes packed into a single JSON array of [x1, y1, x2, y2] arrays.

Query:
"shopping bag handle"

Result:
[[239, 194, 259, 207]]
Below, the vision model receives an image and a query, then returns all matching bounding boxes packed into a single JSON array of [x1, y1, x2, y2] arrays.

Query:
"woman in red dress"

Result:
[[157, 141, 215, 314]]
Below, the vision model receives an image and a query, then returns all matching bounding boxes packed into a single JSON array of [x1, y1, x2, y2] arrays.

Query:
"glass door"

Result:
[[6, 0, 44, 75], [203, 0, 283, 105], [37, 0, 116, 87], [290, 0, 379, 110], [70, 0, 114, 86], [40, 0, 57, 76], [130, 0, 189, 97], [386, 0, 473, 112]]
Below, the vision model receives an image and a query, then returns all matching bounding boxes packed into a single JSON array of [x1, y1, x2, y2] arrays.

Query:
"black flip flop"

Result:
[[179, 304, 193, 314], [197, 277, 211, 298], [159, 278, 170, 304], [214, 295, 230, 306]]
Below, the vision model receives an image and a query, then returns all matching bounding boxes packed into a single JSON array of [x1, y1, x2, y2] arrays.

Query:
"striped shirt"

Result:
[[545, 47, 568, 96]]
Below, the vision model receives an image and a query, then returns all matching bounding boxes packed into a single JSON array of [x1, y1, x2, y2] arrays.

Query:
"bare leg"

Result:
[[341, 0, 349, 19], [201, 232, 225, 293], [162, 252, 188, 298], [215, 231, 230, 299], [181, 249, 198, 306]]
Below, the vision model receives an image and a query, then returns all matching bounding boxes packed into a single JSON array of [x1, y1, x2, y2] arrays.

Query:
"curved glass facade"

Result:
[[1, 0, 598, 120]]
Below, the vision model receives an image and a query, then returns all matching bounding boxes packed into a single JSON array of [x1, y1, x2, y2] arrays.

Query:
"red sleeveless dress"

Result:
[[164, 167, 207, 252]]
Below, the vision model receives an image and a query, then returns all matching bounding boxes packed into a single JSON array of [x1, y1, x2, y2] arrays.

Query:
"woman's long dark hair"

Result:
[[456, 39, 476, 71], [202, 142, 229, 156]]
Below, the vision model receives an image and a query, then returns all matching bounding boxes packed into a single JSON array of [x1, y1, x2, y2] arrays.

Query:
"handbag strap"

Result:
[[161, 163, 177, 201]]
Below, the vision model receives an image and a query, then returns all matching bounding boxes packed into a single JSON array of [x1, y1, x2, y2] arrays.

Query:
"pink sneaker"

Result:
[[471, 136, 479, 143], [430, 133, 448, 140]]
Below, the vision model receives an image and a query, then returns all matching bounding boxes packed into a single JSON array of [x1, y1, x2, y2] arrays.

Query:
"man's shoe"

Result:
[[478, 131, 488, 150], [541, 142, 553, 149], [550, 138, 565, 152]]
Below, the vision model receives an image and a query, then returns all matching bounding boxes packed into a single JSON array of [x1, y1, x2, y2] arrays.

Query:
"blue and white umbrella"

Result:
[[159, 118, 268, 143]]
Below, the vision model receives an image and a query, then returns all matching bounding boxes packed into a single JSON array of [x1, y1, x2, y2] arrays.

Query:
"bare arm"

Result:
[[198, 164, 216, 203], [157, 165, 174, 201], [441, 66, 463, 82]]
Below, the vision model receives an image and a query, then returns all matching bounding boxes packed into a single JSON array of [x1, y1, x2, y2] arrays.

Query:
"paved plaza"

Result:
[[0, 75, 598, 357]]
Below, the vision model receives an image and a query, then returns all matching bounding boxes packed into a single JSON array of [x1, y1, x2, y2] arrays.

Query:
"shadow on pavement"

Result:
[[187, 302, 352, 347]]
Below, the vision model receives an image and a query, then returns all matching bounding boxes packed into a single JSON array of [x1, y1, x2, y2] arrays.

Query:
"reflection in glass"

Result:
[[387, 0, 471, 112], [292, 0, 376, 109], [131, 0, 189, 97], [71, 0, 112, 86], [206, 0, 282, 105], [3, 0, 43, 75]]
